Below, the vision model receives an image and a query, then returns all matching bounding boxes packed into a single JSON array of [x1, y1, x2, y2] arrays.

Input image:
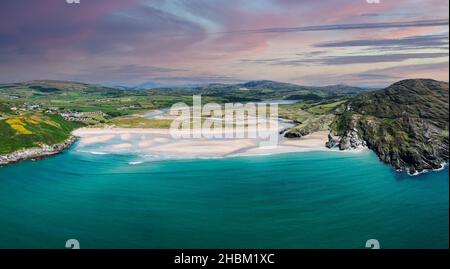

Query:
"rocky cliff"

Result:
[[329, 79, 449, 174]]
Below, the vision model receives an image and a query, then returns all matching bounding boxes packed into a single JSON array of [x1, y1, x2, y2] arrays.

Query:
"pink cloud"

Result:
[[0, 0, 448, 85]]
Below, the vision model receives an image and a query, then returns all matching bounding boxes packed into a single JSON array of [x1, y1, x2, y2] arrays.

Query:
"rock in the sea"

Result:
[[284, 129, 308, 138], [325, 133, 340, 148]]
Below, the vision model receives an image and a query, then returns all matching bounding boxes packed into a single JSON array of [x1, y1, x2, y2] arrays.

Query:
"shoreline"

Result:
[[2, 127, 446, 177], [72, 127, 331, 159], [0, 136, 77, 167], [72, 127, 446, 177]]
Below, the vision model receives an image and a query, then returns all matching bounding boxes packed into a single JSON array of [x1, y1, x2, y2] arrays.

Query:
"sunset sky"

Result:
[[0, 0, 448, 87]]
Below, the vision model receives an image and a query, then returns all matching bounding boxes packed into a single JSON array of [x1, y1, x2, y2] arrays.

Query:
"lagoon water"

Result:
[[0, 145, 448, 248]]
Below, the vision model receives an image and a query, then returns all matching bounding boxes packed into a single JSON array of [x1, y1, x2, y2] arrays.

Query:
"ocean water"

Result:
[[0, 145, 448, 249]]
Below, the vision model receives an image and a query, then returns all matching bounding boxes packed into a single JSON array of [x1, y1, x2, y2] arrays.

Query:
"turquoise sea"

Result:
[[0, 145, 448, 249]]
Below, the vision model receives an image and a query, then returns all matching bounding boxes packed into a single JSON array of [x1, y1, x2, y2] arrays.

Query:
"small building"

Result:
[[28, 104, 40, 110]]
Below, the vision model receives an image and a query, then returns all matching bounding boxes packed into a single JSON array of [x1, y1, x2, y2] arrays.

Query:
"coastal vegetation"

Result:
[[278, 99, 347, 137], [0, 113, 83, 155], [109, 116, 173, 129]]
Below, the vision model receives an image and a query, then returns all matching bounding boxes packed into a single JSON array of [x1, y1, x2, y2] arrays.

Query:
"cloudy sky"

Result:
[[0, 0, 448, 87]]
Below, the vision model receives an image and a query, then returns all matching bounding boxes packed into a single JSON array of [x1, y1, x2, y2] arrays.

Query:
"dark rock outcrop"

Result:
[[325, 133, 340, 148], [336, 128, 366, 150]]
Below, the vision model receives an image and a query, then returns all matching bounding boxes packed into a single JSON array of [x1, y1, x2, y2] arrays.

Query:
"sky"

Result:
[[0, 0, 448, 87]]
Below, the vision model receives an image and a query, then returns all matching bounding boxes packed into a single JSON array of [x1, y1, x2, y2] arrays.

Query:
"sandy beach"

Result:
[[72, 128, 331, 158]]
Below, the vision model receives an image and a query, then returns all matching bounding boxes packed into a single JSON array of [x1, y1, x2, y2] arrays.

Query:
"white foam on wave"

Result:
[[78, 150, 109, 155], [88, 151, 109, 155], [128, 161, 144, 165], [407, 170, 422, 176], [407, 162, 448, 176], [129, 153, 226, 164], [433, 162, 448, 172]]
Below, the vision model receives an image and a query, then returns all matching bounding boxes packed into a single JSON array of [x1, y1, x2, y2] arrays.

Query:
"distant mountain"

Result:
[[238, 80, 374, 94], [0, 80, 128, 99], [133, 81, 165, 89], [1, 79, 373, 99], [121, 81, 203, 89], [240, 80, 296, 89], [138, 80, 374, 103], [329, 79, 449, 174], [213, 80, 373, 101], [99, 81, 165, 89], [319, 84, 377, 94]]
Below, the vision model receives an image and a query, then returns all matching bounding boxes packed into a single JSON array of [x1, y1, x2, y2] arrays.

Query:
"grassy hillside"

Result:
[[280, 99, 347, 137], [0, 114, 84, 155], [144, 80, 371, 103], [0, 80, 196, 117], [0, 102, 11, 114], [331, 79, 449, 173]]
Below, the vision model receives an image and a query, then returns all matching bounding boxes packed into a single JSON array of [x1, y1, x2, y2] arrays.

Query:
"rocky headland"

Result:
[[327, 79, 449, 175], [0, 136, 77, 167]]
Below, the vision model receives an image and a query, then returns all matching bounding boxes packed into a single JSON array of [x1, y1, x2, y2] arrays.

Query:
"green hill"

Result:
[[330, 79, 449, 174], [144, 80, 371, 103], [0, 114, 83, 155]]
